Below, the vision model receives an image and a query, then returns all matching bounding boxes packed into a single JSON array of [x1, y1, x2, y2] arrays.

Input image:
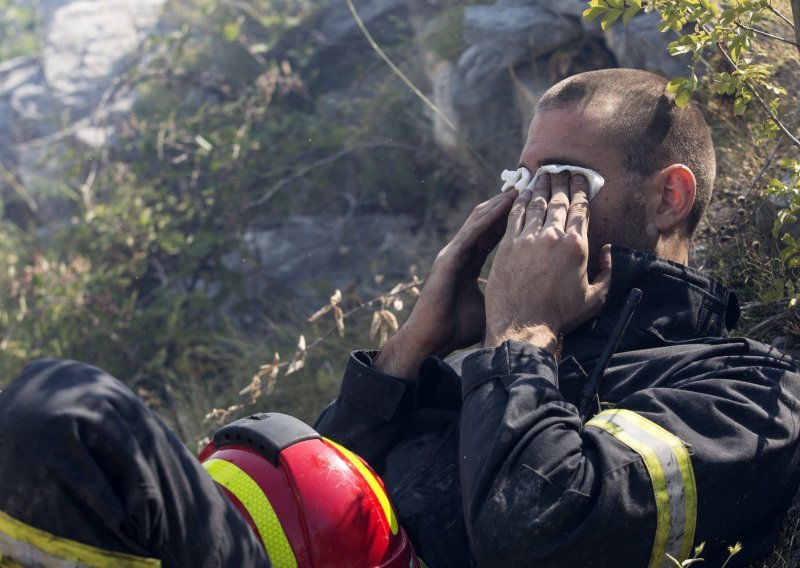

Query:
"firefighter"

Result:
[[314, 69, 800, 567], [1, 67, 799, 568], [0, 360, 420, 567]]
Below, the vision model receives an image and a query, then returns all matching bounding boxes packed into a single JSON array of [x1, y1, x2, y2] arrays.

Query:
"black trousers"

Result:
[[0, 359, 271, 567]]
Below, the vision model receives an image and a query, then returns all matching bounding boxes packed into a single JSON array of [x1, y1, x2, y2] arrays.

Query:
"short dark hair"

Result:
[[536, 68, 716, 237]]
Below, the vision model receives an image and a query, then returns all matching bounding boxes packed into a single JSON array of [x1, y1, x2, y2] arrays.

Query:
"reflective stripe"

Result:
[[0, 509, 160, 567], [325, 439, 399, 536], [587, 409, 697, 568], [203, 459, 297, 568]]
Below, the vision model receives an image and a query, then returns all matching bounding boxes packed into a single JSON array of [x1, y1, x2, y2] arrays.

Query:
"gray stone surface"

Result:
[[318, 0, 406, 45], [605, 12, 693, 79], [460, 3, 582, 84], [0, 0, 167, 209], [241, 215, 427, 311]]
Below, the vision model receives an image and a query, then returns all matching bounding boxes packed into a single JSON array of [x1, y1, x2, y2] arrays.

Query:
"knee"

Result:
[[0, 359, 136, 434]]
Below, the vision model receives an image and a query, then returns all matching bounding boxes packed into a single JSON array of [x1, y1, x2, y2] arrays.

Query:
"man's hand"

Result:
[[484, 172, 612, 353], [375, 190, 518, 379]]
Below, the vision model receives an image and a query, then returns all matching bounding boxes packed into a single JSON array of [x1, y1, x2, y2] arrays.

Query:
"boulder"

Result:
[[605, 12, 694, 79], [460, 3, 582, 83], [240, 214, 427, 313], [316, 0, 407, 46]]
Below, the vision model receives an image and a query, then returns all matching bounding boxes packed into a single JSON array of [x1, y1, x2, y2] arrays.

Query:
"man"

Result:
[[314, 68, 800, 567], [0, 68, 797, 568]]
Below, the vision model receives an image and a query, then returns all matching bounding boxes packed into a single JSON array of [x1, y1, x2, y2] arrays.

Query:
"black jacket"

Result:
[[315, 246, 800, 567]]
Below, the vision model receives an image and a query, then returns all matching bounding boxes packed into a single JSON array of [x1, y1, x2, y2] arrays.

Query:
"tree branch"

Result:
[[768, 2, 795, 28], [736, 22, 800, 47], [702, 22, 800, 150], [792, 0, 800, 51]]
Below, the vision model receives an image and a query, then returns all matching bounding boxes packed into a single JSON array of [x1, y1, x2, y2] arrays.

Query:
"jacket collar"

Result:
[[566, 246, 740, 353]]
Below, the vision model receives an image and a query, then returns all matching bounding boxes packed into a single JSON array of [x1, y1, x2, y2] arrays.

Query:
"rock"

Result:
[[604, 12, 693, 79], [240, 214, 427, 312], [540, 0, 590, 19], [0, 0, 168, 225], [317, 0, 406, 46], [461, 3, 582, 83]]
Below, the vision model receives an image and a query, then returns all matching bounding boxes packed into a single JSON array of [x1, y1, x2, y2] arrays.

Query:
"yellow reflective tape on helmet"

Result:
[[587, 409, 697, 568], [0, 509, 160, 567], [203, 459, 297, 568], [324, 439, 399, 536]]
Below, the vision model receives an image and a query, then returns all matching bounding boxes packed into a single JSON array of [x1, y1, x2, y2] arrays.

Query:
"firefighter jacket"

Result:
[[315, 246, 800, 568]]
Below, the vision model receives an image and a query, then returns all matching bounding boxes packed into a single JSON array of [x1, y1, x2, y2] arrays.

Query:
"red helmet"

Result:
[[198, 413, 422, 568]]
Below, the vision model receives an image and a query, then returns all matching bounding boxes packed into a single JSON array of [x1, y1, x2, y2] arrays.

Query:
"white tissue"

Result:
[[500, 165, 605, 200], [500, 169, 521, 192]]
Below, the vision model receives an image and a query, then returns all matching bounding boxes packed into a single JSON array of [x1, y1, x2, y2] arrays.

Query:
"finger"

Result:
[[520, 171, 550, 235], [565, 174, 590, 236], [456, 189, 518, 251], [506, 188, 533, 237], [460, 189, 518, 240], [470, 189, 518, 247], [542, 171, 570, 231], [588, 244, 613, 309]]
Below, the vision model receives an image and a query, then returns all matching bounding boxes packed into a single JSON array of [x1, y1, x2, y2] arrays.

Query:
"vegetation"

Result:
[[0, 0, 37, 60], [0, 0, 467, 443], [1, 0, 799, 565]]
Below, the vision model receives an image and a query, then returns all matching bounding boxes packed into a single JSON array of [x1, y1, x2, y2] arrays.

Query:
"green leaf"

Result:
[[625, 0, 642, 6], [666, 77, 688, 93], [601, 8, 623, 30], [730, 42, 742, 63], [583, 5, 607, 21], [699, 0, 719, 16], [675, 88, 692, 107], [606, 0, 624, 8], [222, 21, 241, 42], [622, 5, 641, 24], [733, 97, 747, 116]]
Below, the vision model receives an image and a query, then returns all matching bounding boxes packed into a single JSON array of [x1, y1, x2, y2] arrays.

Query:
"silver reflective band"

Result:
[[587, 409, 697, 568]]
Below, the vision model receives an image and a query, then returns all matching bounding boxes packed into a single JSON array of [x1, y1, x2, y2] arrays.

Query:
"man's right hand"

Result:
[[374, 189, 518, 380]]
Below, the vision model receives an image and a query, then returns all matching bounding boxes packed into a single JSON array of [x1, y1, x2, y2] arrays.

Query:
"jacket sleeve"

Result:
[[313, 350, 417, 472], [459, 339, 800, 568]]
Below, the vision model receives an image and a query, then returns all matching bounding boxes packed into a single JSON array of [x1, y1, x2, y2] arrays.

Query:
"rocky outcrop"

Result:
[[0, 0, 166, 223], [0, 0, 700, 310]]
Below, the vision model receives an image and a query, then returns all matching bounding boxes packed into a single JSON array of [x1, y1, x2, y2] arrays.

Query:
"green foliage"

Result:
[[0, 0, 460, 442], [0, 0, 38, 61], [584, 0, 800, 316]]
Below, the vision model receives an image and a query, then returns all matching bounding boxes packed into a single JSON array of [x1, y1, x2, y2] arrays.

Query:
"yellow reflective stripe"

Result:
[[587, 409, 697, 568], [618, 410, 698, 560], [203, 459, 297, 568], [0, 509, 160, 567], [325, 439, 399, 535]]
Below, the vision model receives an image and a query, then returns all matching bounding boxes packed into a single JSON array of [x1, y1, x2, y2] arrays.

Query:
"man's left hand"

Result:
[[483, 172, 612, 352]]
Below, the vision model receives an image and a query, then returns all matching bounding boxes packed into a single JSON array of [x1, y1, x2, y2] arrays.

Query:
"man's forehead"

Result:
[[521, 103, 620, 173]]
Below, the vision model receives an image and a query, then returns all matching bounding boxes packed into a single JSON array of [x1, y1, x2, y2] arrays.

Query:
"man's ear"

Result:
[[653, 164, 696, 233]]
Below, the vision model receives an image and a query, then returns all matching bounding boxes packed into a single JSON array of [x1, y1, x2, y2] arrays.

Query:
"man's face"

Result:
[[518, 105, 658, 272]]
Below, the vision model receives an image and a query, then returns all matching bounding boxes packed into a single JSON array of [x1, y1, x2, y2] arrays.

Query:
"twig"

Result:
[[345, 0, 496, 178], [747, 309, 790, 336], [259, 279, 422, 378], [79, 158, 98, 210], [736, 23, 800, 47], [768, 2, 795, 29], [791, 0, 800, 52], [703, 22, 800, 149], [345, 0, 455, 132], [0, 163, 39, 215]]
